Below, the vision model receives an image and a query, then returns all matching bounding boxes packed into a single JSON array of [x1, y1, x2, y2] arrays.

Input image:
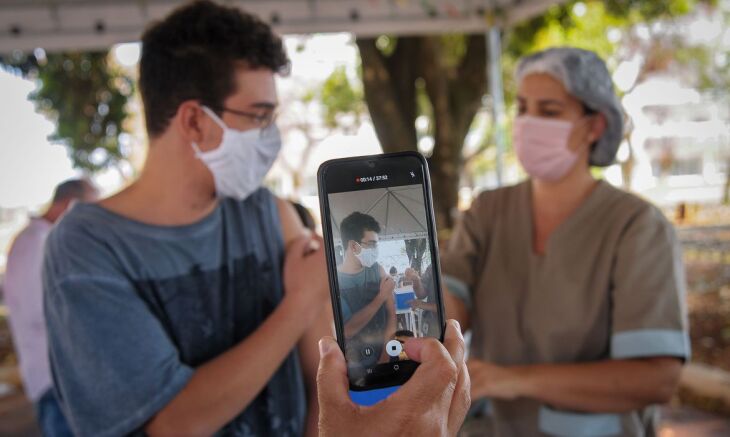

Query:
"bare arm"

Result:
[[470, 357, 683, 413], [404, 268, 426, 298], [279, 198, 332, 437], [146, 294, 320, 437], [299, 300, 333, 437], [408, 300, 438, 312]]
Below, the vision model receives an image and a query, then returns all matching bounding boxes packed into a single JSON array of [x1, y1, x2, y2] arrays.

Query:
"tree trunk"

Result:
[[405, 239, 428, 273], [357, 35, 487, 231], [356, 38, 420, 153]]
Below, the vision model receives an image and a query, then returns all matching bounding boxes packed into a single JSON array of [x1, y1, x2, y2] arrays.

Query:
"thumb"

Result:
[[390, 337, 457, 405], [316, 337, 351, 409]]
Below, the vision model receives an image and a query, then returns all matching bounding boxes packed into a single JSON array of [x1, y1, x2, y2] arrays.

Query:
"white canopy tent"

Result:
[[328, 185, 430, 243], [0, 0, 563, 52]]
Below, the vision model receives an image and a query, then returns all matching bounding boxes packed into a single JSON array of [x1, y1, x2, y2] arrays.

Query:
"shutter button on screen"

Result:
[[385, 340, 402, 357]]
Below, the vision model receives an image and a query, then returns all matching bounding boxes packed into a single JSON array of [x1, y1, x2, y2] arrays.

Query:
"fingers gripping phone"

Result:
[[317, 152, 447, 400]]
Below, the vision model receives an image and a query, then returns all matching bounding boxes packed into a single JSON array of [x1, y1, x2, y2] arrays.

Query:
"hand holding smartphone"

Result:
[[316, 320, 470, 436], [317, 152, 447, 397]]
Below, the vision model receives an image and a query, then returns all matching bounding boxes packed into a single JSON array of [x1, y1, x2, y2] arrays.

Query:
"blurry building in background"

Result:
[[624, 76, 730, 207]]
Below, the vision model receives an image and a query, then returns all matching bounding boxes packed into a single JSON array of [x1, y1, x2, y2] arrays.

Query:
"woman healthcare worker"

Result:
[[441, 47, 689, 436]]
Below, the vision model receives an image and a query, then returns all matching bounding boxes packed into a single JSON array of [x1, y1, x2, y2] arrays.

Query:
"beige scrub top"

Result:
[[441, 180, 689, 437]]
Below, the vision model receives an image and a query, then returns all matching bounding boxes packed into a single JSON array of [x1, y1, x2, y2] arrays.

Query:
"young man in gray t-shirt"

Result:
[[42, 2, 331, 435]]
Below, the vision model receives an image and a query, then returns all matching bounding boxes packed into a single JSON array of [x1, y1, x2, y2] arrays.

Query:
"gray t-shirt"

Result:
[[337, 263, 387, 368], [442, 180, 689, 437], [43, 188, 306, 437]]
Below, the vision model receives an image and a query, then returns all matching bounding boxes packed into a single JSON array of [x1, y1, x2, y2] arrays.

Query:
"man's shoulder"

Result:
[[44, 204, 123, 285], [47, 204, 107, 249]]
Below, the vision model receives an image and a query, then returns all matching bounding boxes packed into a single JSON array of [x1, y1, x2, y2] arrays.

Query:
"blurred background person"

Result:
[[389, 265, 405, 288], [3, 178, 98, 437], [442, 47, 689, 436], [406, 265, 439, 338]]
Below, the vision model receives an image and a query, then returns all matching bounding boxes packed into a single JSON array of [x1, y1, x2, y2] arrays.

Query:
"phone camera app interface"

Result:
[[327, 183, 442, 386]]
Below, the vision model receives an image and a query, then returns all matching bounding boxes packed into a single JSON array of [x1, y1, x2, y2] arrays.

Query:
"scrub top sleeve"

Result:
[[610, 204, 690, 361], [440, 192, 492, 311]]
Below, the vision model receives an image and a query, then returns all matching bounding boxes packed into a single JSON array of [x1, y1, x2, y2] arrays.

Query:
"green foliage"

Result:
[[528, 3, 621, 59], [674, 39, 730, 91], [603, 0, 703, 18], [507, 0, 714, 60], [502, 0, 719, 107], [1, 51, 133, 172], [375, 35, 397, 56], [439, 35, 468, 68], [319, 66, 364, 129]]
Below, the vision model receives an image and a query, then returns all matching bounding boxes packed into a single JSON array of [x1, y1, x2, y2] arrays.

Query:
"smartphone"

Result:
[[317, 151, 446, 395]]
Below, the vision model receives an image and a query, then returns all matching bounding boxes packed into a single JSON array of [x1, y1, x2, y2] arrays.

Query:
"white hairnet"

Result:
[[516, 47, 624, 167]]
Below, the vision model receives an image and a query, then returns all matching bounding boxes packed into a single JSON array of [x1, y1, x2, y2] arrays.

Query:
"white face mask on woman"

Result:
[[191, 106, 281, 200], [354, 243, 379, 268]]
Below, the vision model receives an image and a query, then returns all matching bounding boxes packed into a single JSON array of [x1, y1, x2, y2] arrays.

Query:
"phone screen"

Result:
[[318, 152, 445, 391]]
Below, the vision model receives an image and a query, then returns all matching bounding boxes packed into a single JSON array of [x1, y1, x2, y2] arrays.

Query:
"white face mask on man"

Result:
[[191, 105, 281, 201], [354, 243, 379, 268]]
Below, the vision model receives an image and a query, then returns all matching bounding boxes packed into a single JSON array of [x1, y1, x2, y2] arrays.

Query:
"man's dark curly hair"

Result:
[[139, 0, 290, 137]]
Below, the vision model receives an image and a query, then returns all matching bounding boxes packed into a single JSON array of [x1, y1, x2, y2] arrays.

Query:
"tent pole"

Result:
[[487, 26, 507, 187]]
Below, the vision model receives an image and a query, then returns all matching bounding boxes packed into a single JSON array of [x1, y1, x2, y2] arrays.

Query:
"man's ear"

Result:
[[348, 240, 359, 254], [589, 113, 607, 144], [176, 101, 206, 145]]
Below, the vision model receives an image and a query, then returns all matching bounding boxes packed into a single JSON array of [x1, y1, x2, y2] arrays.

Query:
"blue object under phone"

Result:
[[394, 291, 417, 311], [349, 386, 401, 406]]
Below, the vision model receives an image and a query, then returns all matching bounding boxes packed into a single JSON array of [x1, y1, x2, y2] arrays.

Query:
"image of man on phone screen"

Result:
[[336, 212, 396, 368]]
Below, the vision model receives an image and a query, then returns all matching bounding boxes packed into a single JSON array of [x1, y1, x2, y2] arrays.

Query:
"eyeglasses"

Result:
[[359, 240, 378, 249], [217, 106, 278, 132]]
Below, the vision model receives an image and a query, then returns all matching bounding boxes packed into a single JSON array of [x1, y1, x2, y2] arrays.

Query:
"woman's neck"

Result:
[[531, 166, 597, 220], [530, 165, 598, 255]]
